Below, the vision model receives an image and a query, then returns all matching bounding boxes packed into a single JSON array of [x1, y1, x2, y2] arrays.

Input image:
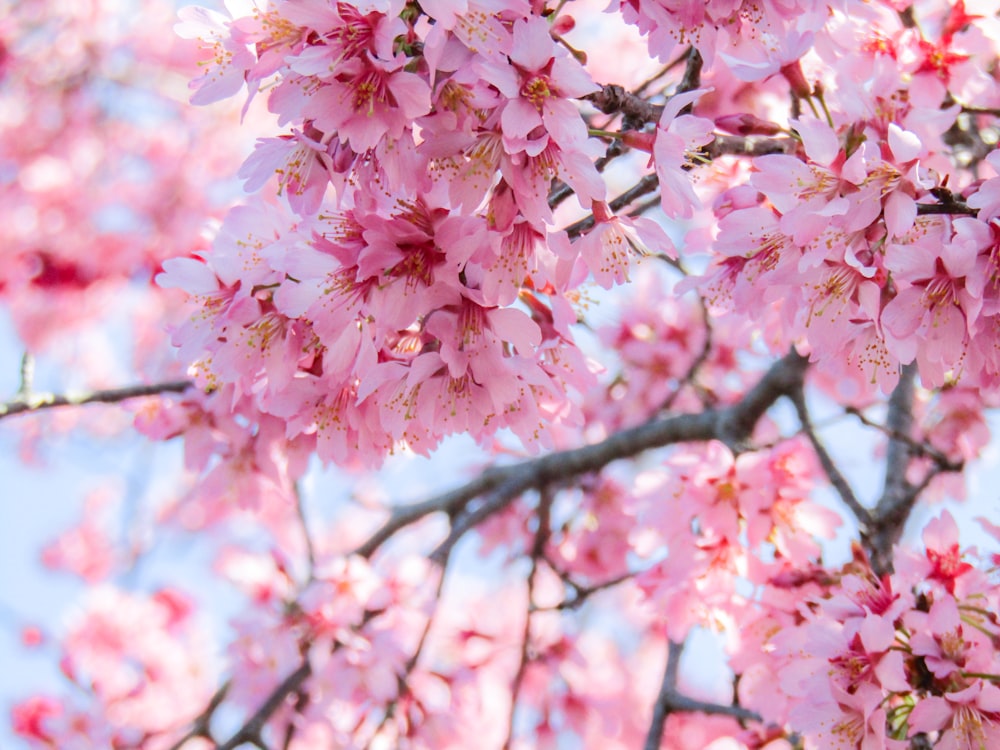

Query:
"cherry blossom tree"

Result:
[[5, 0, 1000, 747]]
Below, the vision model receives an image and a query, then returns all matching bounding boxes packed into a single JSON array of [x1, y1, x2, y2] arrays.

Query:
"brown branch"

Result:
[[0, 379, 195, 419], [676, 47, 703, 99], [789, 387, 872, 529], [915, 202, 977, 217], [563, 174, 661, 238], [167, 680, 230, 750], [705, 134, 797, 158], [355, 350, 808, 564], [644, 640, 683, 750], [960, 105, 1000, 117], [586, 84, 664, 125], [540, 568, 633, 611], [215, 661, 311, 750], [844, 406, 963, 472], [292, 481, 316, 585], [868, 363, 917, 575], [425, 350, 807, 563], [645, 639, 762, 750], [502, 490, 553, 749]]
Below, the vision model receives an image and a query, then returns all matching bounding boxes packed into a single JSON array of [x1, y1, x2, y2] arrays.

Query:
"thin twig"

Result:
[[16, 352, 34, 399], [502, 489, 553, 749], [292, 481, 316, 584], [632, 47, 692, 97], [0, 379, 195, 418], [214, 661, 311, 750], [844, 406, 963, 472], [363, 565, 449, 749], [676, 47, 703, 98], [790, 387, 872, 529], [563, 174, 661, 238], [644, 639, 762, 750], [167, 680, 230, 750], [539, 569, 633, 611]]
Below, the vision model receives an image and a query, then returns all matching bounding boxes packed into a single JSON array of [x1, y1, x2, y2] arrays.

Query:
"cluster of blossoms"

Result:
[[632, 438, 842, 642], [12, 587, 214, 749], [162, 0, 1000, 471], [730, 512, 1000, 749], [0, 0, 247, 361], [688, 0, 1000, 392], [10, 0, 1000, 748]]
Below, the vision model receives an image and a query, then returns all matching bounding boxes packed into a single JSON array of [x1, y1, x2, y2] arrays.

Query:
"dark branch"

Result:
[[705, 134, 797, 158], [676, 47, 703, 99], [644, 640, 684, 750], [0, 379, 195, 419], [215, 661, 311, 750], [790, 387, 872, 529], [428, 351, 808, 562], [413, 350, 805, 564], [868, 364, 917, 575], [586, 84, 664, 125]]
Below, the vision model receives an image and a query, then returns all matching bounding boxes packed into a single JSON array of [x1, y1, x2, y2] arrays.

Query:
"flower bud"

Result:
[[714, 113, 784, 136]]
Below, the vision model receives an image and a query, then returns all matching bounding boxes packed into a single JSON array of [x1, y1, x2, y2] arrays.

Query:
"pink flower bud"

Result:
[[621, 130, 655, 153], [714, 113, 783, 136], [551, 14, 575, 35], [780, 60, 812, 98]]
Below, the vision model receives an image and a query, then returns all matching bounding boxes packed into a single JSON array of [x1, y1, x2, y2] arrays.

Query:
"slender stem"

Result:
[[790, 387, 871, 529], [293, 481, 316, 585], [502, 490, 552, 749], [17, 352, 34, 399], [0, 379, 194, 418], [845, 406, 963, 472]]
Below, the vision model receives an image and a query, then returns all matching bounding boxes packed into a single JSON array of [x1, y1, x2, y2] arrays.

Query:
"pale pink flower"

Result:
[[478, 16, 598, 154], [881, 216, 984, 385], [653, 88, 716, 218], [576, 200, 675, 288], [299, 54, 431, 152], [175, 3, 258, 105]]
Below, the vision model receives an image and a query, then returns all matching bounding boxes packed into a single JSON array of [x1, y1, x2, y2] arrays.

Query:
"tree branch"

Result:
[[0, 379, 195, 419], [789, 387, 872, 529], [705, 134, 797, 158], [644, 639, 762, 750], [644, 640, 684, 750], [586, 84, 664, 125], [502, 489, 552, 749], [868, 363, 917, 575], [386, 350, 807, 565], [215, 661, 311, 750]]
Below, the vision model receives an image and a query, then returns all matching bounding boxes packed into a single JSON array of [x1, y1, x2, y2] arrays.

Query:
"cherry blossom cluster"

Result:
[[682, 0, 1000, 392], [0, 0, 247, 362], [12, 587, 214, 749], [733, 512, 1000, 749], [161, 0, 692, 465], [631, 438, 842, 642], [9, 0, 1000, 748], [163, 0, 1000, 470]]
